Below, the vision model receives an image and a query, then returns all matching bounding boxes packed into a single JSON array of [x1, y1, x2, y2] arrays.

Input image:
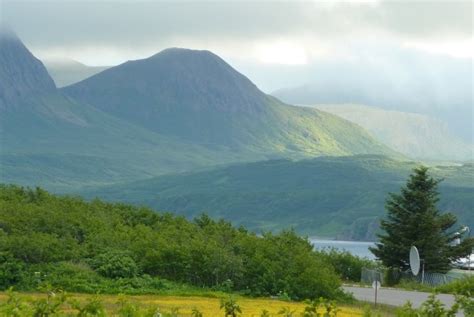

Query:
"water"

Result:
[[310, 239, 376, 259]]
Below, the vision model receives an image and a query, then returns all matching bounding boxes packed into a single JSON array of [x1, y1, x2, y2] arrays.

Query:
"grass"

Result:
[[0, 292, 386, 316]]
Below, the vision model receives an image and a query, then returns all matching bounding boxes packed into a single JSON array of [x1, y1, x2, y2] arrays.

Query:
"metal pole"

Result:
[[421, 260, 425, 284], [374, 279, 378, 308]]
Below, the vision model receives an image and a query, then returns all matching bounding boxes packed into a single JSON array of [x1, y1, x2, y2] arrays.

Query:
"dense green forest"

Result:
[[84, 156, 474, 240], [0, 185, 350, 300]]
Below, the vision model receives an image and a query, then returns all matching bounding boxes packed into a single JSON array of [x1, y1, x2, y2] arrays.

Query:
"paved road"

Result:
[[343, 286, 462, 315]]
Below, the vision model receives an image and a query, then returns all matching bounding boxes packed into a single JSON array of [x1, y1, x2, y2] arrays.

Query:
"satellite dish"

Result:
[[410, 246, 421, 276]]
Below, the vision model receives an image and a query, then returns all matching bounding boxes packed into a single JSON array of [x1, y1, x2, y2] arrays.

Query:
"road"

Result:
[[343, 286, 462, 315]]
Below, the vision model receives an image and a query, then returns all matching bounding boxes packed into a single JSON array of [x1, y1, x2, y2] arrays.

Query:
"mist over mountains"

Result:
[[271, 48, 473, 144], [311, 104, 473, 161]]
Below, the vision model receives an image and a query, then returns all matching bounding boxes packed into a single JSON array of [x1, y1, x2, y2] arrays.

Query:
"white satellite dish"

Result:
[[409, 246, 421, 276]]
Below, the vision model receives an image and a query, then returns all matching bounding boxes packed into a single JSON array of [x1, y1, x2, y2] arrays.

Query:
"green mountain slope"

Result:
[[0, 31, 252, 190], [63, 48, 397, 159], [313, 104, 473, 161], [83, 155, 474, 241], [0, 92, 253, 190], [1, 32, 398, 190]]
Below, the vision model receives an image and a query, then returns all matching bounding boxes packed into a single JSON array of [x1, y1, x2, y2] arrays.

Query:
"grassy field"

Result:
[[0, 292, 372, 316]]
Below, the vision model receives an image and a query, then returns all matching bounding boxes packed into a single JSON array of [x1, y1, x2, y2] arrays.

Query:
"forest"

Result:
[[0, 185, 347, 301]]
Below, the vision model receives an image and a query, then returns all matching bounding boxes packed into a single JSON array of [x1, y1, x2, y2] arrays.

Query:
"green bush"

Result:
[[90, 250, 140, 279], [0, 253, 25, 290], [317, 248, 377, 282], [0, 185, 344, 300], [436, 276, 474, 296]]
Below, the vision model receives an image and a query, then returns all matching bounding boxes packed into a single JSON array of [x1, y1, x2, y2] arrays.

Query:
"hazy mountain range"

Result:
[[272, 51, 473, 144], [0, 29, 393, 190], [40, 55, 473, 163], [1, 29, 472, 239], [311, 104, 473, 161]]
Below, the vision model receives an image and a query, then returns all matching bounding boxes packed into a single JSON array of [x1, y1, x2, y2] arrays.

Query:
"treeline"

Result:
[[0, 185, 345, 300]]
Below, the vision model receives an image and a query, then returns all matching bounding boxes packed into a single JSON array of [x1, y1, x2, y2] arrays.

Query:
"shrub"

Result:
[[220, 296, 241, 317], [191, 308, 204, 317], [436, 276, 474, 296], [32, 289, 68, 316], [0, 253, 25, 290], [90, 250, 140, 279], [71, 295, 106, 317], [317, 248, 377, 282], [0, 288, 31, 316]]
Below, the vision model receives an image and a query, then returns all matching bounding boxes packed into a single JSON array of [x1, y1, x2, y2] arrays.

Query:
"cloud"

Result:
[[1, 0, 472, 66], [1, 0, 471, 141]]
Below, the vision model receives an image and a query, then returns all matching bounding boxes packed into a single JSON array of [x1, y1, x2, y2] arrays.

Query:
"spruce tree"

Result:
[[370, 166, 474, 272]]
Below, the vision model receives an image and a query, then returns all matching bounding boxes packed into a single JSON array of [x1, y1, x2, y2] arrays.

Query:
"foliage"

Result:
[[90, 250, 140, 279], [456, 295, 474, 317], [435, 276, 474, 296], [191, 308, 204, 317], [318, 249, 376, 282], [392, 294, 473, 317], [278, 307, 296, 317], [0, 288, 30, 316], [0, 253, 25, 290], [31, 289, 68, 317], [84, 156, 474, 240], [370, 166, 474, 272], [260, 309, 271, 317], [220, 296, 242, 317], [0, 291, 367, 316], [71, 295, 106, 317], [0, 185, 342, 300], [302, 298, 340, 317]]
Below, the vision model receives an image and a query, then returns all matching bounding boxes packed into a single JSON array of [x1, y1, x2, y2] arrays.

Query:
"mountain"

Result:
[[0, 28, 56, 109], [270, 51, 473, 143], [43, 58, 109, 87], [311, 104, 473, 161], [1, 31, 398, 190], [63, 48, 397, 159], [0, 31, 247, 190], [83, 155, 474, 241]]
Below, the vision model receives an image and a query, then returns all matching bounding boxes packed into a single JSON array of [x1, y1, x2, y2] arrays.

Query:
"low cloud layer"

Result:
[[1, 0, 472, 141], [2, 0, 472, 65]]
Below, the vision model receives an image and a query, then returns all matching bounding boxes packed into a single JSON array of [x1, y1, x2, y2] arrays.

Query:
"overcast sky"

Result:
[[1, 0, 472, 140], [2, 0, 472, 66]]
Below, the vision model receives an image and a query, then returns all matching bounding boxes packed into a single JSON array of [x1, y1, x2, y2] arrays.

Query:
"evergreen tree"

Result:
[[370, 166, 474, 272]]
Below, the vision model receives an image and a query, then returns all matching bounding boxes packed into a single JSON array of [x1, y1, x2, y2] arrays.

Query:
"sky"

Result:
[[1, 0, 473, 140], [1, 0, 471, 66]]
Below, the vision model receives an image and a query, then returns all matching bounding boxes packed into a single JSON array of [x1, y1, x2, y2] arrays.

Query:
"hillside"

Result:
[[0, 31, 249, 190], [312, 104, 473, 161], [43, 58, 109, 87], [63, 48, 396, 159], [83, 156, 474, 241], [0, 28, 55, 109], [1, 31, 399, 190]]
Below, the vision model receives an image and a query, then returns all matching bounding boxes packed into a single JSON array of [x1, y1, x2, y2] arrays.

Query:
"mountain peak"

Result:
[[0, 28, 56, 109], [64, 46, 267, 118], [152, 47, 215, 56]]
